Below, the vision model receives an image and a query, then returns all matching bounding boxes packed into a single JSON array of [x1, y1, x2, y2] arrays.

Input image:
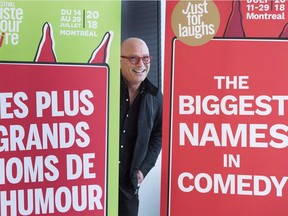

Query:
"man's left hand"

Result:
[[137, 170, 144, 186]]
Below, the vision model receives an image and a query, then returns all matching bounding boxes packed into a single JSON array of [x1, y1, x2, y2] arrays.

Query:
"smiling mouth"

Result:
[[133, 69, 146, 73]]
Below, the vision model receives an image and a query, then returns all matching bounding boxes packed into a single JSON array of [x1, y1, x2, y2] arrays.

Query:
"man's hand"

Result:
[[137, 170, 144, 186]]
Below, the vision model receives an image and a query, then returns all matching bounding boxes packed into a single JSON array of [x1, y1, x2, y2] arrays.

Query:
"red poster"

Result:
[[0, 63, 108, 215], [162, 0, 288, 215]]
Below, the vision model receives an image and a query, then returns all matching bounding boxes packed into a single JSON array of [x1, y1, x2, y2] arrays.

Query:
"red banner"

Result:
[[162, 0, 288, 215], [0, 63, 108, 215]]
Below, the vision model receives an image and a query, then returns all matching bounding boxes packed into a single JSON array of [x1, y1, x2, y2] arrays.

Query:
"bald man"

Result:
[[119, 38, 162, 215]]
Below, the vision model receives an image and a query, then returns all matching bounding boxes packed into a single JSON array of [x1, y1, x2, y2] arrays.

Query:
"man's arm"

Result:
[[139, 93, 162, 177]]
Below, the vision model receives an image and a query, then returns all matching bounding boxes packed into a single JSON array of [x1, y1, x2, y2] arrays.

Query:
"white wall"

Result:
[[138, 154, 162, 216]]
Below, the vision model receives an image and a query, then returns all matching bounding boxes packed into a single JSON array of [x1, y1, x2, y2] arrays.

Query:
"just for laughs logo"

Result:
[[171, 0, 220, 46]]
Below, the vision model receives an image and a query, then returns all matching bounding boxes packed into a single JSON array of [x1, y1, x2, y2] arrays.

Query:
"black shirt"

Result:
[[119, 77, 144, 188]]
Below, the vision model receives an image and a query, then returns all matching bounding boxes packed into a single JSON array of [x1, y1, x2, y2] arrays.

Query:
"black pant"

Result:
[[119, 189, 139, 216]]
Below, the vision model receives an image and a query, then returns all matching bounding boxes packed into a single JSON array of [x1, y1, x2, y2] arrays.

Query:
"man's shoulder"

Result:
[[143, 78, 162, 98]]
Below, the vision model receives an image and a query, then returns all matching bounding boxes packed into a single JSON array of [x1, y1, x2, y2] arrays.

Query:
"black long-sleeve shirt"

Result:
[[119, 77, 144, 189], [119, 75, 162, 197]]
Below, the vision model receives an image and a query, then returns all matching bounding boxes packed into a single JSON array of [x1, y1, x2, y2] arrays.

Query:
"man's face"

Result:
[[120, 39, 151, 87]]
